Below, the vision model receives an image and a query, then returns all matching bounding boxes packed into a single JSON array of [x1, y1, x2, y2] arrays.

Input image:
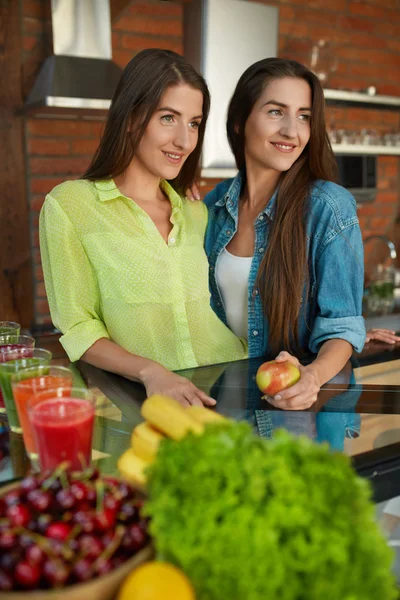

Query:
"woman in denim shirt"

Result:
[[202, 58, 367, 411]]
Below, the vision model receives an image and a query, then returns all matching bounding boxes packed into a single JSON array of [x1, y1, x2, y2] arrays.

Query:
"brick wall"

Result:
[[21, 0, 400, 326]]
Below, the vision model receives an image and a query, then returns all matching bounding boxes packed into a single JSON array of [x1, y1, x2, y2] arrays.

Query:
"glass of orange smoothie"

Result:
[[12, 365, 73, 459]]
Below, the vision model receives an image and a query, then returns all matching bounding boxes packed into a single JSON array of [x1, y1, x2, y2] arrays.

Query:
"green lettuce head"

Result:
[[145, 422, 397, 600]]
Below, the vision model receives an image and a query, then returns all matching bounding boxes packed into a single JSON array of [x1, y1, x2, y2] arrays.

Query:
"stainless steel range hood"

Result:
[[25, 0, 122, 110], [184, 0, 278, 176]]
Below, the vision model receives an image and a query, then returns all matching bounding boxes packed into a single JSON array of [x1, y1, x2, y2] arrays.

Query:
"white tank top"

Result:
[[215, 248, 253, 340]]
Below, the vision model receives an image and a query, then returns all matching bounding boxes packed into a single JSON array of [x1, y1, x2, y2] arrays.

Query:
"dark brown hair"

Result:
[[83, 49, 210, 194], [227, 57, 338, 354]]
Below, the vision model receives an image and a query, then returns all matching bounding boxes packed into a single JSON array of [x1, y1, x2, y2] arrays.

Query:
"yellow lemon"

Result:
[[117, 561, 196, 600]]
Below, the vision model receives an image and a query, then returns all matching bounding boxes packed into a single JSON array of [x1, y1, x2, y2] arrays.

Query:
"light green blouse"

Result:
[[39, 179, 247, 369]]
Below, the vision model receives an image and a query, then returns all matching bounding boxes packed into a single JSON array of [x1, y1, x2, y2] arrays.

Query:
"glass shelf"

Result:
[[324, 89, 400, 110]]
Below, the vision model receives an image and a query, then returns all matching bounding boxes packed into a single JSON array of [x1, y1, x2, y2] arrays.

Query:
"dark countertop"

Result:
[[1, 336, 400, 504]]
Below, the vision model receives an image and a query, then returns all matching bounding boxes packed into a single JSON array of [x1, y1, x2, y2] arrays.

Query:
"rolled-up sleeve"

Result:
[[39, 195, 110, 362], [309, 224, 366, 354]]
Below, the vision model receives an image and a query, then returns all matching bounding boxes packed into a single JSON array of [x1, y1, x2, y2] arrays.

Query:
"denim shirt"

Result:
[[204, 172, 366, 357]]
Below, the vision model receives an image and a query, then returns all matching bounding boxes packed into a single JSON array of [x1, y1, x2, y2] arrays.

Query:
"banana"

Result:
[[131, 421, 164, 462], [141, 395, 204, 440], [118, 448, 149, 488], [186, 405, 226, 424]]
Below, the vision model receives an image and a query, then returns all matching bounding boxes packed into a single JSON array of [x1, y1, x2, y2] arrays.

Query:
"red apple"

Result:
[[256, 360, 300, 397]]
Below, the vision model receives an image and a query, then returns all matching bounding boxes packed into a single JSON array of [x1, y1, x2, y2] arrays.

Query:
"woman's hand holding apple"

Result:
[[262, 351, 321, 411]]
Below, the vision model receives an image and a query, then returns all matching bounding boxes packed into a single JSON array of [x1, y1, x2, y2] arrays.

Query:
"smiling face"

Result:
[[244, 77, 312, 175], [131, 83, 204, 181]]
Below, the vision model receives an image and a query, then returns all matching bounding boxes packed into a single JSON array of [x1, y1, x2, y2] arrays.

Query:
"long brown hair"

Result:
[[227, 58, 338, 354], [83, 49, 210, 194]]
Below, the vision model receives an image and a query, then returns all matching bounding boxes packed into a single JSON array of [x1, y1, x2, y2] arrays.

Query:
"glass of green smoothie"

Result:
[[0, 348, 52, 433], [0, 335, 35, 415], [0, 322, 20, 336]]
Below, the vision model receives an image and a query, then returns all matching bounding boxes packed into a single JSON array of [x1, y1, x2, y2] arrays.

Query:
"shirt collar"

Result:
[[94, 179, 121, 202], [94, 178, 182, 210], [214, 169, 278, 221]]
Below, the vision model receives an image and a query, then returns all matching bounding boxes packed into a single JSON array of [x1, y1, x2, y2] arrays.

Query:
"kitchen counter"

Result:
[[1, 336, 400, 502]]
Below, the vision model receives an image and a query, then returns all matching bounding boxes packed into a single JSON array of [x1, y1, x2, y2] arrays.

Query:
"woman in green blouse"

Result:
[[39, 49, 247, 407]]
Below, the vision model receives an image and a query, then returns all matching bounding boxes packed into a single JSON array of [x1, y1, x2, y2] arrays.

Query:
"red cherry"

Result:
[[85, 486, 96, 505], [0, 570, 12, 591], [35, 513, 52, 534], [72, 557, 93, 582], [70, 481, 88, 502], [15, 560, 41, 589], [73, 510, 95, 533], [121, 522, 146, 552], [20, 475, 39, 495], [67, 537, 80, 553], [117, 482, 133, 501], [48, 539, 65, 558], [27, 488, 52, 512], [0, 550, 19, 572], [0, 530, 17, 550], [76, 501, 91, 512], [129, 523, 147, 550], [119, 501, 139, 524], [79, 534, 104, 560], [4, 488, 21, 507], [25, 543, 46, 565], [56, 488, 76, 510], [46, 522, 72, 542], [7, 504, 31, 528], [43, 558, 70, 586], [104, 494, 121, 512], [95, 508, 116, 532]]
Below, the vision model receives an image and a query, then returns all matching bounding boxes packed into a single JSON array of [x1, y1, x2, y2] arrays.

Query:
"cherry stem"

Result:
[[41, 461, 71, 490], [95, 479, 105, 514], [15, 527, 74, 561], [93, 525, 125, 568], [71, 465, 97, 482], [66, 524, 81, 542]]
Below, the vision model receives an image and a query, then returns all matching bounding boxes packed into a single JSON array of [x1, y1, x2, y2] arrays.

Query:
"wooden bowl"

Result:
[[0, 480, 154, 600]]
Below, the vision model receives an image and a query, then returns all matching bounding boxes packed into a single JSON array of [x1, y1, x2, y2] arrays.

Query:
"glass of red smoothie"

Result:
[[28, 387, 96, 472]]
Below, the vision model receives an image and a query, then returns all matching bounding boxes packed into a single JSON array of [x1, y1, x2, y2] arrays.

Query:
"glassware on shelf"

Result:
[[364, 264, 395, 316], [309, 39, 338, 87]]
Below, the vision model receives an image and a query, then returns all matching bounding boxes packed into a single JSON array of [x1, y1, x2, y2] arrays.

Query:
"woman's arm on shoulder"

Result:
[[185, 179, 232, 207]]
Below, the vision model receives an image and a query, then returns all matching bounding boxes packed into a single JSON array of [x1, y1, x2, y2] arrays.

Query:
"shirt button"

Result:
[[226, 230, 231, 236], [258, 214, 264, 221], [169, 237, 176, 245], [253, 330, 259, 336], [259, 247, 264, 253], [253, 289, 259, 296]]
